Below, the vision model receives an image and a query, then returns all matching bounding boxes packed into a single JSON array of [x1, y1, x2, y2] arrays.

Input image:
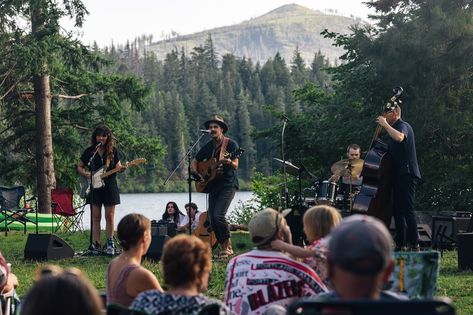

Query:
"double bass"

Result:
[[351, 87, 403, 227]]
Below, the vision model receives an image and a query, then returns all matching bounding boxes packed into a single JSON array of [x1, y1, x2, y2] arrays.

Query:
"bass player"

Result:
[[77, 124, 126, 255], [191, 115, 240, 258]]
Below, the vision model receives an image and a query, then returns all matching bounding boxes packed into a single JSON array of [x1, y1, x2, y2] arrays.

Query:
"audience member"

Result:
[[177, 202, 202, 233], [107, 213, 163, 306], [0, 252, 18, 295], [21, 266, 103, 315], [319, 214, 406, 300], [271, 205, 342, 288], [131, 235, 233, 315], [162, 201, 186, 228], [225, 208, 327, 315]]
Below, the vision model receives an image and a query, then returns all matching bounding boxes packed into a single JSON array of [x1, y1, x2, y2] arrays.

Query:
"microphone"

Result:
[[95, 142, 103, 148], [282, 114, 289, 121], [199, 129, 211, 134]]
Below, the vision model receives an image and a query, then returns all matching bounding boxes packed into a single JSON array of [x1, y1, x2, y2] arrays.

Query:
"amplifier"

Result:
[[432, 213, 472, 249], [151, 220, 177, 237]]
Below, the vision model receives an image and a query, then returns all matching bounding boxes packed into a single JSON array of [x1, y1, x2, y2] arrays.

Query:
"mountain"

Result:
[[146, 4, 364, 64]]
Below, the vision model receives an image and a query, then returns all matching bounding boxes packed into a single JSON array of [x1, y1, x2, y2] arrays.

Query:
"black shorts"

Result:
[[87, 178, 120, 206]]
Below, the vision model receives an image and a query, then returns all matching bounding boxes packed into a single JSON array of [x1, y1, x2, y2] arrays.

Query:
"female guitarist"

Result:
[[77, 124, 126, 255], [191, 115, 240, 258]]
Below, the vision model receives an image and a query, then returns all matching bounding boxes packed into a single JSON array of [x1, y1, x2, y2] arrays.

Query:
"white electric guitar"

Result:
[[79, 158, 146, 198]]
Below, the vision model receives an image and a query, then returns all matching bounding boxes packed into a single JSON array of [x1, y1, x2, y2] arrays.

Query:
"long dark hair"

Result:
[[162, 201, 185, 224], [91, 124, 115, 163]]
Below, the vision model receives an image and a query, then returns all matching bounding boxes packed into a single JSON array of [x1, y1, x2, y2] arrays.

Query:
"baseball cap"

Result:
[[248, 208, 291, 246], [328, 214, 394, 276]]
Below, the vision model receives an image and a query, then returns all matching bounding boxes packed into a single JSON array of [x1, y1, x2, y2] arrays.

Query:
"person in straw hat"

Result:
[[191, 115, 241, 258]]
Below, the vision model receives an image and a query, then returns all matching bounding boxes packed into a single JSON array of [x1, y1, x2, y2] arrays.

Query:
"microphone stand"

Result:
[[164, 131, 208, 235], [281, 117, 289, 209], [82, 143, 101, 255]]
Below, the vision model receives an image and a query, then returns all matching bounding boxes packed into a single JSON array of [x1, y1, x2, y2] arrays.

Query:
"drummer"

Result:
[[329, 144, 363, 194]]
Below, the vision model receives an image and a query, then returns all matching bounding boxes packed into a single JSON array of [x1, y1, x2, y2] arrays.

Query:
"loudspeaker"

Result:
[[432, 214, 471, 249], [144, 235, 170, 261], [457, 233, 473, 270], [417, 224, 432, 247], [24, 234, 74, 260]]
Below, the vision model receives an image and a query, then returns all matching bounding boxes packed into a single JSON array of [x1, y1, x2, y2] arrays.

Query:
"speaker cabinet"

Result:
[[458, 233, 473, 270], [24, 234, 74, 260], [144, 235, 170, 261], [432, 214, 471, 249]]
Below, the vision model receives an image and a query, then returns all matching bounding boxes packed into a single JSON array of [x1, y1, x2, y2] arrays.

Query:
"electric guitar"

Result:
[[79, 158, 146, 198], [194, 148, 244, 193]]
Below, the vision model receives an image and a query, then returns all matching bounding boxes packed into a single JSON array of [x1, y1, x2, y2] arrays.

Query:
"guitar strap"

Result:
[[218, 137, 229, 161]]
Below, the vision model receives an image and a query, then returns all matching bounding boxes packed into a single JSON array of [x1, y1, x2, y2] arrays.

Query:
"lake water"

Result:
[[81, 191, 254, 229]]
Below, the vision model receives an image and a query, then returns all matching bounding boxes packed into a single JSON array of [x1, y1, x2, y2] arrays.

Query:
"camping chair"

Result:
[[51, 188, 85, 233], [0, 186, 37, 236], [287, 297, 456, 315]]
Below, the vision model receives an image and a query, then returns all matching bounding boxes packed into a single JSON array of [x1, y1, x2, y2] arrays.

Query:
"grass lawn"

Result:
[[1, 230, 472, 315]]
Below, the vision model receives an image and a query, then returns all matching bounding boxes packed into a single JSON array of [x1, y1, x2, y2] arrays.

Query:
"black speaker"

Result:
[[144, 235, 170, 261], [432, 214, 471, 248], [24, 234, 74, 260], [151, 221, 177, 237], [457, 233, 473, 270]]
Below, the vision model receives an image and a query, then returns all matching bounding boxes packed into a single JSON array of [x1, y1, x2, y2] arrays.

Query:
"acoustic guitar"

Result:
[[79, 158, 146, 198], [193, 212, 218, 248], [194, 148, 244, 193]]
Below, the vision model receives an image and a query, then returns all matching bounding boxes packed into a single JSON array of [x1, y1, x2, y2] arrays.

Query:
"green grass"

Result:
[[1, 231, 471, 315]]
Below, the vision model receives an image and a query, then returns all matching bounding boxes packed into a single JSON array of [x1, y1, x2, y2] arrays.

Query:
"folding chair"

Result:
[[0, 186, 37, 236], [51, 188, 85, 233], [287, 297, 456, 315]]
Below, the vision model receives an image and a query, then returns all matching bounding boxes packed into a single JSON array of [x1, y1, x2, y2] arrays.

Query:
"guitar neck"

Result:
[[99, 158, 146, 179], [100, 167, 121, 179]]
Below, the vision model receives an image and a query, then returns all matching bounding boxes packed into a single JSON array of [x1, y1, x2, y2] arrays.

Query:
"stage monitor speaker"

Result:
[[457, 232, 473, 270], [144, 235, 170, 261], [24, 234, 74, 261], [432, 214, 471, 249]]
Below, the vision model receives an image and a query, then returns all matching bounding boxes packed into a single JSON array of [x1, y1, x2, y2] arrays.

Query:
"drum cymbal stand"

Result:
[[347, 160, 354, 212]]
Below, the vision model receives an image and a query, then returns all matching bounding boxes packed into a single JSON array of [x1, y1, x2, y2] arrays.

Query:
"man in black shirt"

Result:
[[376, 105, 421, 250], [192, 115, 240, 257]]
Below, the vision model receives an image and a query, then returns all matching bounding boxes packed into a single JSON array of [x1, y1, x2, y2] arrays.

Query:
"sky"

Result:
[[74, 0, 375, 46]]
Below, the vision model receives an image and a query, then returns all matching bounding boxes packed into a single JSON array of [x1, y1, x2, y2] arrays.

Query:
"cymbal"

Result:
[[331, 158, 364, 178], [273, 158, 299, 176]]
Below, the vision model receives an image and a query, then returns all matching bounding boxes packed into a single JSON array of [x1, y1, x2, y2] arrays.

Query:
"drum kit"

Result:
[[273, 157, 364, 213]]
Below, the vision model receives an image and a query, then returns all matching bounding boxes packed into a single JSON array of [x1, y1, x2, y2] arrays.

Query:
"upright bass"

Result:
[[351, 87, 403, 227]]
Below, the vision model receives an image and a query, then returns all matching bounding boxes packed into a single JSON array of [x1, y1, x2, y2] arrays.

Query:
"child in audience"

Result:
[[271, 205, 342, 287], [106, 213, 163, 307]]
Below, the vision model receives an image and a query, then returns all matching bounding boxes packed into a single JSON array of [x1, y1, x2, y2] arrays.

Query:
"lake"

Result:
[[81, 191, 254, 229]]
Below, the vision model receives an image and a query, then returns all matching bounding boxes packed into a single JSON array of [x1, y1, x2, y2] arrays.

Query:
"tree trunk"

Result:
[[34, 74, 56, 213], [32, 4, 56, 214]]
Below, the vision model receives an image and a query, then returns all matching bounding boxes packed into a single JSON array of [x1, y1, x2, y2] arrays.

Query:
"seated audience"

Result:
[[131, 235, 233, 315], [162, 201, 186, 228], [0, 252, 18, 295], [177, 202, 202, 233], [319, 214, 406, 300], [21, 266, 103, 315], [224, 208, 327, 315], [271, 205, 342, 288], [107, 213, 163, 306]]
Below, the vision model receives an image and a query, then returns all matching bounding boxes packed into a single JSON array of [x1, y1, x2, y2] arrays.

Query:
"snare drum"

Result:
[[316, 180, 338, 205]]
